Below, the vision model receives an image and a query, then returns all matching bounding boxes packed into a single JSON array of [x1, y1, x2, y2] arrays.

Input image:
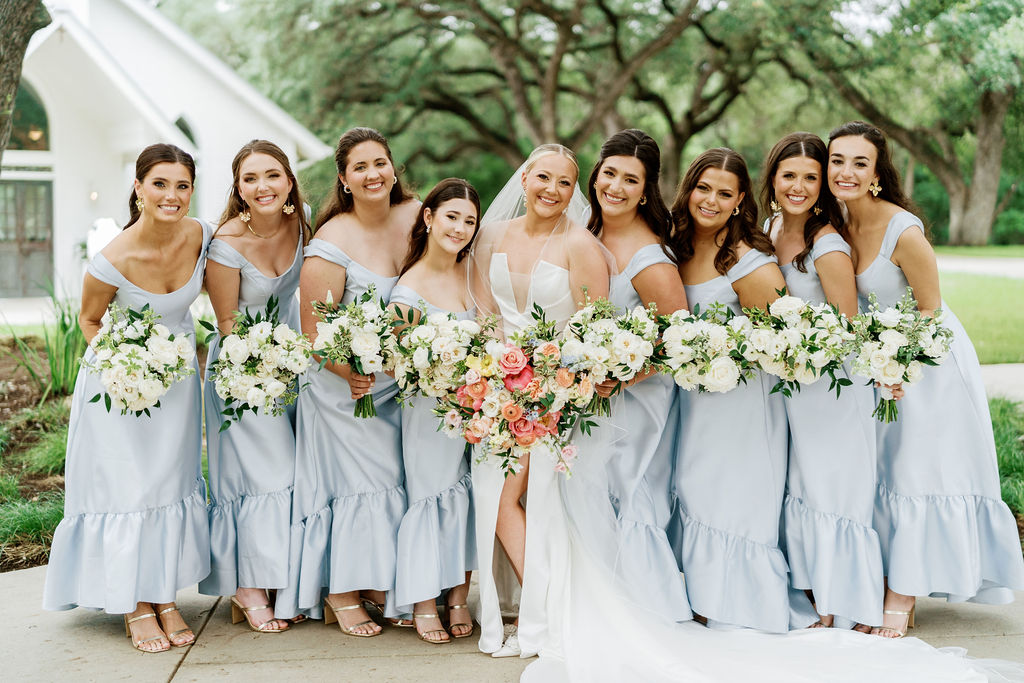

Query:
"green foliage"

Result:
[[993, 209, 1024, 245], [990, 399, 1024, 516], [20, 426, 67, 476], [0, 475, 20, 503], [4, 289, 86, 403], [0, 491, 64, 548], [939, 273, 1024, 364], [935, 245, 1024, 258]]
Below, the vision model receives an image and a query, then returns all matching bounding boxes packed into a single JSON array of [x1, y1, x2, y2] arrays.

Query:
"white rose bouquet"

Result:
[[204, 295, 311, 431], [850, 288, 954, 422], [655, 303, 755, 394], [742, 293, 856, 398], [392, 302, 484, 403], [84, 303, 195, 416], [562, 298, 658, 416], [311, 284, 397, 418]]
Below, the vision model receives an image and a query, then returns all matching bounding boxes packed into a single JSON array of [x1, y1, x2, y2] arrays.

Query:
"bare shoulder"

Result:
[[811, 224, 840, 243], [567, 222, 602, 251], [214, 217, 247, 242], [394, 198, 421, 223], [312, 215, 351, 247]]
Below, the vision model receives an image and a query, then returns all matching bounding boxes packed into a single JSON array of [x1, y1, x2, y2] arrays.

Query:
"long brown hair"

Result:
[[827, 121, 923, 224], [218, 139, 311, 244], [759, 132, 843, 272], [314, 127, 414, 231], [586, 129, 675, 263], [669, 148, 772, 274], [124, 144, 195, 229], [400, 178, 481, 276]]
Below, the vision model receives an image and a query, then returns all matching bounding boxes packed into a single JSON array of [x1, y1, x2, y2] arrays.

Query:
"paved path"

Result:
[[936, 255, 1024, 279], [3, 566, 1023, 681]]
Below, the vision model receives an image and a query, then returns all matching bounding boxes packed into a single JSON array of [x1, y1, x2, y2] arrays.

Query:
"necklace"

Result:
[[245, 217, 284, 240]]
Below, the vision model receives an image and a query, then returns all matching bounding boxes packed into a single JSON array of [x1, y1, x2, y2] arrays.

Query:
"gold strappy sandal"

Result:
[[324, 598, 382, 637], [156, 605, 195, 647], [230, 597, 288, 633], [413, 612, 450, 645], [446, 603, 474, 639], [871, 605, 916, 638], [124, 612, 170, 653]]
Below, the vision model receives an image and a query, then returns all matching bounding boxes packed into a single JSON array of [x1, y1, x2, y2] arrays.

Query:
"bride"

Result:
[[471, 144, 1024, 683], [468, 143, 611, 658]]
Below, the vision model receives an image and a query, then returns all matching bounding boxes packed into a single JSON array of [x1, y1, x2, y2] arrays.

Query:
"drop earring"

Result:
[[239, 209, 251, 223], [770, 199, 781, 213], [869, 180, 882, 197], [812, 205, 822, 216], [282, 202, 296, 215], [135, 197, 145, 212]]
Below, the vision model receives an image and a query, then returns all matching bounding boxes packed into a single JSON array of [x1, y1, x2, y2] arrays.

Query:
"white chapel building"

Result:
[[1, 0, 332, 300]]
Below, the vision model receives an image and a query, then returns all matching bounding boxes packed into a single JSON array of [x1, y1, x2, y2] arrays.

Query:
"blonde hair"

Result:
[[524, 143, 579, 178]]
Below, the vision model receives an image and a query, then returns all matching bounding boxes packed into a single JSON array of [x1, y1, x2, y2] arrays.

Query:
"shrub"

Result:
[[991, 398, 1024, 516]]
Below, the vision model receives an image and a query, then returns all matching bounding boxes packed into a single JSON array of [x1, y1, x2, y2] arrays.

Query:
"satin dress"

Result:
[[779, 233, 883, 626], [273, 238, 406, 620], [855, 211, 1024, 603], [43, 220, 212, 613], [198, 234, 302, 601], [390, 284, 477, 615]]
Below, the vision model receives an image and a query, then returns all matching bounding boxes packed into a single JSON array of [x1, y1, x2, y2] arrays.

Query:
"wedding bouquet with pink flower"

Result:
[[741, 292, 856, 398], [84, 303, 195, 416], [392, 303, 486, 403], [311, 284, 397, 418], [203, 295, 311, 431], [655, 303, 756, 393], [562, 297, 659, 416], [850, 288, 953, 422]]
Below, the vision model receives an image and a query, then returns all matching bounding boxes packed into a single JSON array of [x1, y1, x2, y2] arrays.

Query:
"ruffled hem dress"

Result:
[[198, 233, 303, 599], [855, 212, 1024, 603], [779, 232, 884, 626], [272, 238, 406, 620], [584, 243, 691, 623], [42, 219, 213, 613], [389, 284, 477, 615], [668, 248, 813, 633]]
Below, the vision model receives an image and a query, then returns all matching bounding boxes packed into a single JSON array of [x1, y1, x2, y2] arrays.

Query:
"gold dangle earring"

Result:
[[135, 197, 145, 212], [282, 202, 296, 215], [639, 196, 647, 206], [869, 180, 882, 197], [239, 209, 252, 223], [812, 205, 822, 216], [770, 199, 781, 213]]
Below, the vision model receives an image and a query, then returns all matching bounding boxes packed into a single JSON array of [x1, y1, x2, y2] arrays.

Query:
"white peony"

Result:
[[250, 321, 273, 342], [222, 335, 251, 365], [350, 331, 381, 358], [138, 377, 165, 403], [875, 308, 903, 328]]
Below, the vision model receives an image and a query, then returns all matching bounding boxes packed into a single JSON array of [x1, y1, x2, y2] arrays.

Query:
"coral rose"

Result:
[[499, 345, 529, 374]]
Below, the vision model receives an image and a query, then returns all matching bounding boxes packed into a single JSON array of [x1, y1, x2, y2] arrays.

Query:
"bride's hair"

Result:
[[669, 147, 773, 274], [524, 143, 579, 179], [400, 178, 481, 276], [315, 127, 413, 231], [585, 129, 674, 263]]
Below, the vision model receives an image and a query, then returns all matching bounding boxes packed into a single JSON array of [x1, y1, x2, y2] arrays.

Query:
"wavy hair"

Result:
[[124, 144, 195, 229], [315, 127, 414, 231], [400, 178, 481, 276], [759, 132, 843, 272], [218, 139, 311, 244], [669, 147, 772, 274], [586, 129, 675, 263]]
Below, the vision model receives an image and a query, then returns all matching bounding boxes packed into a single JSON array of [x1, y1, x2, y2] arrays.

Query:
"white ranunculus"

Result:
[[222, 335, 251, 365], [702, 356, 741, 393], [875, 308, 903, 328], [362, 354, 384, 373], [705, 325, 729, 353], [350, 331, 381, 358], [673, 363, 700, 391], [266, 379, 287, 398], [481, 393, 501, 418]]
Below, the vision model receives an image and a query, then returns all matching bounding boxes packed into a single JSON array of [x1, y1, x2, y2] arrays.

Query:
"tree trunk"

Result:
[[903, 154, 914, 199], [946, 183, 967, 246], [957, 89, 1012, 245], [0, 0, 51, 169]]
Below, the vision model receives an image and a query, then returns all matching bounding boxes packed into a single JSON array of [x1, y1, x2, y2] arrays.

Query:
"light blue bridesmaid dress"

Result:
[[273, 238, 406, 620], [198, 233, 302, 601], [779, 233, 883, 626], [43, 219, 212, 613], [668, 248, 809, 633], [593, 243, 691, 622], [855, 211, 1024, 602], [389, 284, 477, 615]]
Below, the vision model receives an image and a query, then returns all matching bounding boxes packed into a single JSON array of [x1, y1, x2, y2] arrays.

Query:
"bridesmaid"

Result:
[[42, 144, 211, 652], [273, 127, 419, 636], [390, 178, 480, 644], [198, 140, 310, 632], [760, 132, 883, 629], [584, 129, 691, 622], [667, 148, 812, 633], [828, 121, 1024, 637]]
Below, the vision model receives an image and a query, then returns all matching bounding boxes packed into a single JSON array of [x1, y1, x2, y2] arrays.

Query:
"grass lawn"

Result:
[[992, 399, 1024, 518], [939, 273, 1024, 364], [935, 245, 1024, 258]]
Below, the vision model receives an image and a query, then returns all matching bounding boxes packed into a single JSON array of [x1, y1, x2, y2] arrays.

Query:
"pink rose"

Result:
[[499, 345, 529, 374], [503, 365, 535, 392], [443, 409, 463, 430], [467, 416, 492, 440], [463, 368, 481, 384], [464, 427, 481, 444], [554, 461, 568, 474], [509, 417, 534, 438], [561, 444, 578, 462]]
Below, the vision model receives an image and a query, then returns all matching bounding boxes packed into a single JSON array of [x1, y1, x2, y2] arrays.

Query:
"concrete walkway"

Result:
[[3, 565, 1023, 681]]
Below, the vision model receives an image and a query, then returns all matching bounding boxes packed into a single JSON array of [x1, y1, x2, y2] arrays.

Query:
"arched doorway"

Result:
[[0, 82, 53, 297]]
